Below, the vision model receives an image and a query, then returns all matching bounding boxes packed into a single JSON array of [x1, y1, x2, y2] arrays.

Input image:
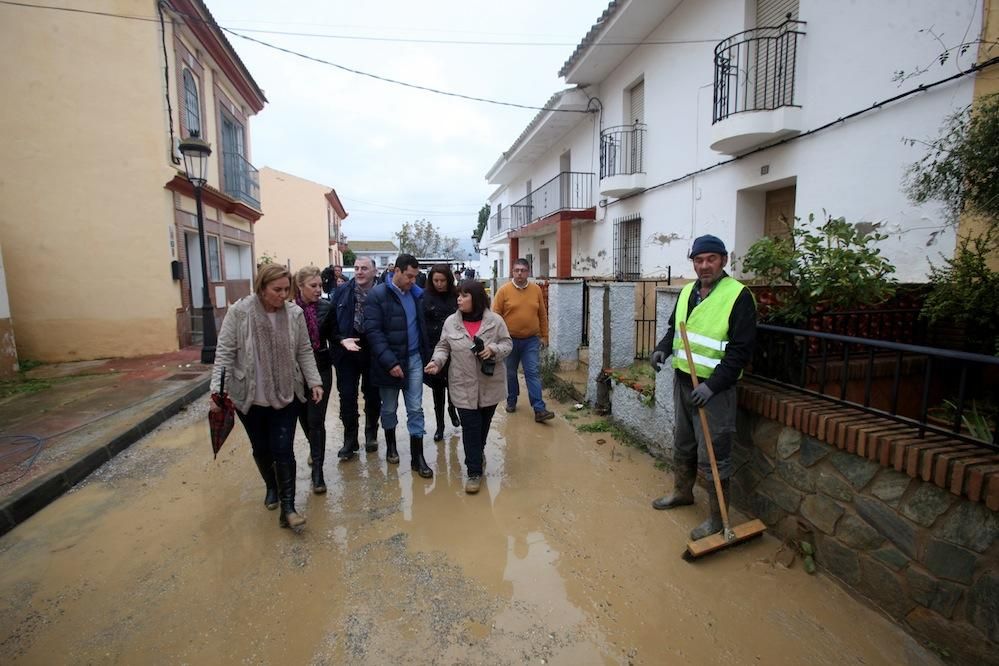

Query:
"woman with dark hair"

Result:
[[421, 263, 460, 441], [425, 280, 512, 494]]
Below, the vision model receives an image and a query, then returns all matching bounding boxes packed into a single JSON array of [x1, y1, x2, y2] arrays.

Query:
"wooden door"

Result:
[[764, 185, 796, 239]]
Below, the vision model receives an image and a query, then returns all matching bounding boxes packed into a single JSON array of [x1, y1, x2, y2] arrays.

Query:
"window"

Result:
[[224, 242, 252, 279], [613, 214, 642, 279], [207, 236, 221, 282], [182, 69, 200, 135]]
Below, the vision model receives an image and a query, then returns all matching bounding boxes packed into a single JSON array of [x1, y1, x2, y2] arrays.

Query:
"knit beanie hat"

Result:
[[689, 234, 728, 258]]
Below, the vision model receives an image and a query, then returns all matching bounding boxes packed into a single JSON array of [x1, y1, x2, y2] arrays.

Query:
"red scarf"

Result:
[[295, 296, 321, 351]]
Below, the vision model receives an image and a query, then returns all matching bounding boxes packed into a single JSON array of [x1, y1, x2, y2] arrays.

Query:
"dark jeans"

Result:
[[457, 404, 497, 476], [672, 371, 735, 481], [237, 401, 300, 464], [335, 346, 381, 432], [298, 364, 333, 454]]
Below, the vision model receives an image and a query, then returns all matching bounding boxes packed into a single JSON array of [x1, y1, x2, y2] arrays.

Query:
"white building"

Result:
[[483, 0, 985, 283], [347, 240, 399, 272]]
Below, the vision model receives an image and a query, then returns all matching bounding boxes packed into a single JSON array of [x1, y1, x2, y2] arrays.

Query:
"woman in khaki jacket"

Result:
[[210, 264, 323, 529], [425, 280, 512, 494]]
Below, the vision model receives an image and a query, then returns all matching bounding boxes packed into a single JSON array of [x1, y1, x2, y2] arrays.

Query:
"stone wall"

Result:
[[547, 280, 583, 368]]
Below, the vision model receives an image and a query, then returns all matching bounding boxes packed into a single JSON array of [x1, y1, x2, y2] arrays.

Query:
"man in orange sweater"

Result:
[[492, 258, 555, 423]]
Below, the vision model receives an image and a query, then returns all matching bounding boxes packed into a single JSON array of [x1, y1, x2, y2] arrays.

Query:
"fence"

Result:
[[580, 276, 672, 358]]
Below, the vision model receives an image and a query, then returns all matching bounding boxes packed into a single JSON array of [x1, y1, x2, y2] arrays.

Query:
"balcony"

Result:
[[599, 124, 646, 198], [222, 151, 261, 209], [710, 19, 806, 155], [510, 171, 596, 237]]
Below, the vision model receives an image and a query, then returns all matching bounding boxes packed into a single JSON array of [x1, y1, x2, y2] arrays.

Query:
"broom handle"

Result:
[[679, 322, 731, 531]]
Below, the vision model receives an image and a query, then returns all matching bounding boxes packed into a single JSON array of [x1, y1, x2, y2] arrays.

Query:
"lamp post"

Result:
[[178, 131, 217, 364]]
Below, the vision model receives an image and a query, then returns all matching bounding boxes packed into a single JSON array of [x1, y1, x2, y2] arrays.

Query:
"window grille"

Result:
[[613, 214, 642, 279]]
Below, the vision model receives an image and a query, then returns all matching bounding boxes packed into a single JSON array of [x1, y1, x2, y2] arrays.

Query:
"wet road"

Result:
[[0, 391, 940, 665]]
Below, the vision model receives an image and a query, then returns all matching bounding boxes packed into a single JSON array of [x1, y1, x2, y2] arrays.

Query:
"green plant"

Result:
[[603, 363, 656, 405], [939, 399, 998, 442], [740, 213, 897, 324], [576, 419, 611, 433], [539, 350, 560, 386]]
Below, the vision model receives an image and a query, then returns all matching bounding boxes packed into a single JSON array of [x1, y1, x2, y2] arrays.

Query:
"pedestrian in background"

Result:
[[210, 264, 323, 529], [293, 266, 334, 494], [425, 280, 511, 494], [492, 258, 554, 423], [649, 235, 756, 540], [330, 256, 382, 460], [364, 253, 434, 478], [421, 263, 461, 441]]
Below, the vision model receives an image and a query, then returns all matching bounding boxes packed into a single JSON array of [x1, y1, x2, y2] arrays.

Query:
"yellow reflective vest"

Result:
[[672, 276, 747, 380]]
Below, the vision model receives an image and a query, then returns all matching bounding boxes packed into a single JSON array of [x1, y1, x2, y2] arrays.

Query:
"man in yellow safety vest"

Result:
[[648, 235, 757, 540]]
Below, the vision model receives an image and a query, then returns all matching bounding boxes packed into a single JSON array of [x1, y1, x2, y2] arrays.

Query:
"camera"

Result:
[[471, 336, 496, 376]]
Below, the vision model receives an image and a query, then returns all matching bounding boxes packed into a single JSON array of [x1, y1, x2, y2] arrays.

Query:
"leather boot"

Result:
[[252, 454, 279, 511], [448, 402, 460, 427], [384, 428, 400, 464], [690, 478, 727, 540], [652, 462, 697, 510], [275, 461, 305, 529], [364, 421, 379, 453], [337, 425, 359, 461], [410, 436, 434, 478], [309, 430, 327, 494], [432, 387, 446, 441]]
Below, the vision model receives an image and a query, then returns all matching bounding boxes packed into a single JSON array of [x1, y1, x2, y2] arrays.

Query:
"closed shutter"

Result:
[[629, 80, 645, 125], [757, 0, 798, 27]]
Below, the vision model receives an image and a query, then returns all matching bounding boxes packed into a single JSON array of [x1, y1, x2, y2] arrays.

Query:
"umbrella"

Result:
[[209, 367, 236, 459]]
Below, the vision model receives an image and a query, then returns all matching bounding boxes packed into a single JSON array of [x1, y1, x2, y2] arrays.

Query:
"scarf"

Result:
[[251, 296, 295, 408], [295, 295, 320, 351], [353, 281, 372, 332]]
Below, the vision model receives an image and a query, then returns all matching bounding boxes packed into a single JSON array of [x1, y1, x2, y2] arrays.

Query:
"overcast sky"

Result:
[[204, 0, 610, 243]]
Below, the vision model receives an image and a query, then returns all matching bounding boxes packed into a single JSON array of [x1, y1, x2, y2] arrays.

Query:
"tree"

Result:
[[394, 218, 459, 257], [341, 248, 356, 267], [473, 203, 490, 242]]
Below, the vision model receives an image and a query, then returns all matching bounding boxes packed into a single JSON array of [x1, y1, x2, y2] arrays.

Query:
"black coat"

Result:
[[363, 282, 430, 388], [422, 289, 457, 389]]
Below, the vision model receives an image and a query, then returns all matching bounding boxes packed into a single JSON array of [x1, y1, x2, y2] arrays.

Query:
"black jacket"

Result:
[[422, 289, 458, 348], [330, 279, 369, 364], [300, 297, 334, 370], [363, 282, 430, 388]]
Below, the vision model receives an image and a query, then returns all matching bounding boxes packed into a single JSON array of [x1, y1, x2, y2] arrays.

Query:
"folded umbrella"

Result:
[[209, 366, 236, 459]]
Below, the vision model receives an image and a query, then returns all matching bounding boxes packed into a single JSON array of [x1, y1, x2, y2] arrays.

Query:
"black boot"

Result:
[[651, 462, 696, 510], [448, 402, 460, 427], [337, 425, 359, 461], [433, 388, 446, 441], [309, 430, 327, 494], [274, 461, 305, 529], [690, 478, 728, 540], [384, 428, 400, 464], [410, 436, 433, 478], [364, 421, 379, 453], [252, 454, 279, 511]]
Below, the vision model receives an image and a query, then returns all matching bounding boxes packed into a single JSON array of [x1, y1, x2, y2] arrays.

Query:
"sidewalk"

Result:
[[0, 348, 211, 535]]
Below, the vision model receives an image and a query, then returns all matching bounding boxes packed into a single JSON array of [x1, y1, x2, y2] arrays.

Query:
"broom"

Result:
[[679, 322, 767, 561]]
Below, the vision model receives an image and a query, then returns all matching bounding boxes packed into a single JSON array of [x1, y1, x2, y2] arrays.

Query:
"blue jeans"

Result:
[[506, 336, 546, 412], [379, 352, 425, 437]]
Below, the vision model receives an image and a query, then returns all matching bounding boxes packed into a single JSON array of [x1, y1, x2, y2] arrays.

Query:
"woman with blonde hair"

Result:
[[293, 265, 334, 494], [211, 263, 323, 529]]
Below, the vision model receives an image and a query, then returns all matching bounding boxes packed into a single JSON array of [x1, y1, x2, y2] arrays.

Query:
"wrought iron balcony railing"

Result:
[[494, 171, 595, 234], [222, 151, 261, 209], [713, 19, 806, 124], [599, 124, 646, 179]]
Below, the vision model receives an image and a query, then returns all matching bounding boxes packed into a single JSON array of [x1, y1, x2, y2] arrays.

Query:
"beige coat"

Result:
[[430, 310, 512, 410], [211, 296, 322, 414]]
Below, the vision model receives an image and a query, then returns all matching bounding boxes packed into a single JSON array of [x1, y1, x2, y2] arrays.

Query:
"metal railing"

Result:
[[599, 124, 646, 179], [489, 208, 510, 237], [713, 19, 806, 124], [222, 151, 260, 209], [751, 324, 999, 450], [506, 171, 595, 232]]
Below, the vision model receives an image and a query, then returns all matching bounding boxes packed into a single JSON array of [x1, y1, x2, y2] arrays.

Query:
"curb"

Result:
[[0, 377, 210, 537]]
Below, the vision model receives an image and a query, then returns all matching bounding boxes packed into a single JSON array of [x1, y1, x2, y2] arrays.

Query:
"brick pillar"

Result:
[[653, 286, 683, 456], [548, 280, 583, 367], [556, 219, 572, 278], [509, 236, 520, 275]]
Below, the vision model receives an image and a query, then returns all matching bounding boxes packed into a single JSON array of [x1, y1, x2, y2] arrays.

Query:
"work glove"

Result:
[[649, 350, 668, 372], [691, 383, 714, 407]]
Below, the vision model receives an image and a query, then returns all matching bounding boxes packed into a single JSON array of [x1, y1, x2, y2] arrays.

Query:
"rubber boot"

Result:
[[384, 428, 400, 464], [448, 402, 460, 427], [337, 425, 359, 461], [410, 436, 434, 478], [651, 462, 696, 510], [275, 461, 306, 529], [252, 454, 279, 511], [364, 421, 379, 453], [689, 478, 727, 541], [309, 430, 327, 494], [432, 387, 446, 441]]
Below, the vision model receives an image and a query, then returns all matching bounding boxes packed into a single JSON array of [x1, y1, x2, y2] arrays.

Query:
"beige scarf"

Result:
[[251, 296, 295, 408]]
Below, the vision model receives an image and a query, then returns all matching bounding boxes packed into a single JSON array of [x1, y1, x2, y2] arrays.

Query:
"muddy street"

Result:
[[0, 392, 939, 665]]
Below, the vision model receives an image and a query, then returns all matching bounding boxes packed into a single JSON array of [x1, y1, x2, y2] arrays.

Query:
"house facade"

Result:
[[0, 0, 265, 361], [347, 241, 399, 273], [483, 0, 988, 284], [256, 168, 347, 272]]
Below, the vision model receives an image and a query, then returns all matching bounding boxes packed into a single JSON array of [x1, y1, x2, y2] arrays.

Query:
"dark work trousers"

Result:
[[334, 344, 381, 433], [237, 401, 300, 465], [297, 363, 333, 456], [672, 371, 735, 481], [457, 404, 498, 476]]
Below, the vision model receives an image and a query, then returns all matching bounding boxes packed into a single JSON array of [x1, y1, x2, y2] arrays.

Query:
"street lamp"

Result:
[[178, 131, 217, 364]]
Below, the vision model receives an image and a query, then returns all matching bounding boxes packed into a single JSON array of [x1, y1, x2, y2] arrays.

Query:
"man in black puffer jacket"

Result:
[[363, 253, 434, 478]]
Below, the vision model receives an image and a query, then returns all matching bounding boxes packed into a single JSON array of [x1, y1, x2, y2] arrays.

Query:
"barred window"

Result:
[[613, 214, 641, 279], [182, 69, 200, 135]]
